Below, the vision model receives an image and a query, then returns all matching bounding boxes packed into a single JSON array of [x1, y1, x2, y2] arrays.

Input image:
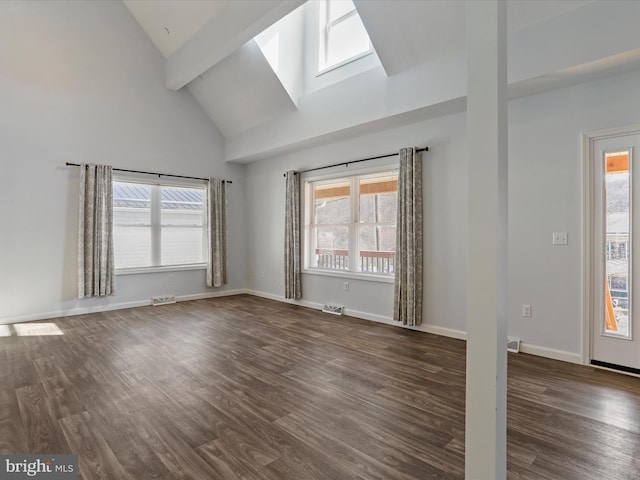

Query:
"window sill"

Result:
[[302, 268, 394, 284], [116, 264, 206, 276], [316, 49, 374, 77]]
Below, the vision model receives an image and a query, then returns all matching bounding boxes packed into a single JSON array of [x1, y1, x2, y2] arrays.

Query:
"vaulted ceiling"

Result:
[[122, 0, 640, 162]]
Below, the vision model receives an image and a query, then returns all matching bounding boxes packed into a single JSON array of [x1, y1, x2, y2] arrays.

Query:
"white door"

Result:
[[591, 132, 640, 372]]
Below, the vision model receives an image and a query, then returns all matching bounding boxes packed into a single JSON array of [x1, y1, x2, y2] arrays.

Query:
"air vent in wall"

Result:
[[152, 295, 176, 306], [507, 337, 521, 353], [322, 304, 344, 315]]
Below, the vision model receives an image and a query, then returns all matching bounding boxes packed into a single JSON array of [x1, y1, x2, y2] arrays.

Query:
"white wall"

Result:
[[508, 68, 640, 356], [0, 0, 245, 323], [245, 112, 469, 335], [255, 4, 305, 105], [245, 68, 640, 359], [3, 0, 640, 362]]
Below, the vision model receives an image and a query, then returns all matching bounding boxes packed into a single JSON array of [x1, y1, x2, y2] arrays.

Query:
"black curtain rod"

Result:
[[65, 162, 232, 184], [283, 147, 429, 177]]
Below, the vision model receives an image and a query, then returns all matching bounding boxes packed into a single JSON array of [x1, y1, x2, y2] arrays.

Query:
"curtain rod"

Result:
[[65, 162, 232, 184], [282, 147, 429, 177]]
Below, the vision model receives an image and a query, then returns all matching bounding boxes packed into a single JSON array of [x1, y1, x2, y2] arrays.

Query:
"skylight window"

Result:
[[318, 0, 373, 73]]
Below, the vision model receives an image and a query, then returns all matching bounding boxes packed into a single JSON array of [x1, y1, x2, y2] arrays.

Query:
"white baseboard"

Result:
[[243, 289, 467, 340], [347, 308, 468, 341], [244, 289, 308, 305], [243, 289, 582, 365], [518, 342, 582, 365], [2, 287, 584, 367], [0, 289, 246, 325], [591, 364, 640, 378], [0, 300, 151, 325], [176, 289, 245, 302]]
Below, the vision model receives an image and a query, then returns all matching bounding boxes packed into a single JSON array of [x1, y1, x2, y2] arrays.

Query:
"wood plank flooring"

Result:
[[0, 295, 638, 479]]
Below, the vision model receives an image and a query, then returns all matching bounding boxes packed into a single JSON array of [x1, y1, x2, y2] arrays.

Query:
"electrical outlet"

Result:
[[344, 282, 349, 291], [522, 304, 532, 317], [552, 232, 568, 245]]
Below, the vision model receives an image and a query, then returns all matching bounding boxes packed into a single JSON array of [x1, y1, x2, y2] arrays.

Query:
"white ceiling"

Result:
[[123, 0, 230, 57], [187, 41, 297, 137], [120, 0, 640, 162], [356, 0, 593, 76]]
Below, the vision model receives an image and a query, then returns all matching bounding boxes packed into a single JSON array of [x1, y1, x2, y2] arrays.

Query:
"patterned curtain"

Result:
[[284, 171, 302, 299], [393, 148, 423, 325], [207, 178, 227, 288], [78, 163, 114, 298]]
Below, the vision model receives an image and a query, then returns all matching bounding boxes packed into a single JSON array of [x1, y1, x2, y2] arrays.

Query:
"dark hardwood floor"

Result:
[[1, 295, 638, 479]]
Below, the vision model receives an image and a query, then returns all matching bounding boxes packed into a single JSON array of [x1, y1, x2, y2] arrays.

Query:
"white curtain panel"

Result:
[[393, 147, 424, 326], [78, 163, 115, 298], [284, 171, 302, 299], [207, 178, 227, 288]]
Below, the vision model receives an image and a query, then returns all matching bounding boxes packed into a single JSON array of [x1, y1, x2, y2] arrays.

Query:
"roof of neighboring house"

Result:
[[113, 183, 203, 210]]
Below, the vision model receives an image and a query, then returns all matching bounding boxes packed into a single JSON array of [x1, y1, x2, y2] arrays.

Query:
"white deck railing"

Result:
[[315, 249, 395, 275]]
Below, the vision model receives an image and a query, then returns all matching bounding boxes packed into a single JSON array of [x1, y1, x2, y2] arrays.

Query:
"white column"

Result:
[[465, 1, 508, 479]]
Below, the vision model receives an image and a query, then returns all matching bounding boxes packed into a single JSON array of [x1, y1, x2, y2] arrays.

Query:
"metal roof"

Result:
[[113, 183, 203, 210]]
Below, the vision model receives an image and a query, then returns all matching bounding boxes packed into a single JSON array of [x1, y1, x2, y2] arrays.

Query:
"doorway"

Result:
[[585, 127, 640, 373]]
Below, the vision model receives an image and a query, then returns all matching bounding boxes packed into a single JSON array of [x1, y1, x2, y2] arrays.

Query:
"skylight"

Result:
[[253, 0, 380, 102], [318, 0, 373, 73]]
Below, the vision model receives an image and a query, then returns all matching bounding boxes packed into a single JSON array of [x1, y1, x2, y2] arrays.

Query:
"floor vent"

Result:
[[507, 337, 521, 353], [152, 295, 176, 306], [322, 304, 344, 315]]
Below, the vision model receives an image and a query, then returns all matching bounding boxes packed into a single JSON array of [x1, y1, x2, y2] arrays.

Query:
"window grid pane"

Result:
[[326, 14, 370, 68], [319, 0, 372, 71], [328, 0, 355, 23], [161, 186, 205, 266], [113, 182, 205, 269], [113, 182, 152, 269], [358, 176, 397, 274], [604, 150, 631, 337], [307, 172, 397, 276]]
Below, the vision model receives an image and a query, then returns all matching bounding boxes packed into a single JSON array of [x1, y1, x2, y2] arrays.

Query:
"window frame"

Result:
[[317, 0, 374, 76], [302, 165, 398, 283], [112, 173, 208, 275]]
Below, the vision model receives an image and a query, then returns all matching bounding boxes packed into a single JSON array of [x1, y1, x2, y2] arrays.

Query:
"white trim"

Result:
[[113, 171, 207, 188], [2, 287, 585, 367], [0, 289, 245, 326], [316, 0, 373, 75], [317, 50, 374, 76], [116, 264, 206, 276], [113, 178, 207, 270], [245, 290, 584, 362], [0, 300, 151, 325], [244, 289, 314, 307], [590, 364, 640, 378], [302, 162, 398, 183], [582, 132, 592, 365], [176, 290, 245, 302], [582, 124, 640, 366], [518, 343, 583, 365], [244, 289, 468, 339], [360, 312, 468, 340], [302, 268, 394, 283], [303, 166, 399, 276], [584, 124, 640, 141]]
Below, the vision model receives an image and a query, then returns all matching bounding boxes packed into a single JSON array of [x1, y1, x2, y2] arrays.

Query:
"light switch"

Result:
[[553, 232, 568, 245]]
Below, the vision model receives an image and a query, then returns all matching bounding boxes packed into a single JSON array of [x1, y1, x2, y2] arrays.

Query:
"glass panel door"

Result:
[[604, 151, 631, 338], [591, 132, 640, 371]]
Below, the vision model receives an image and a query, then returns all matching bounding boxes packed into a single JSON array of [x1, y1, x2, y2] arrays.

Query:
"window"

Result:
[[318, 0, 373, 73], [304, 170, 397, 276], [604, 150, 631, 336], [113, 180, 206, 270]]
